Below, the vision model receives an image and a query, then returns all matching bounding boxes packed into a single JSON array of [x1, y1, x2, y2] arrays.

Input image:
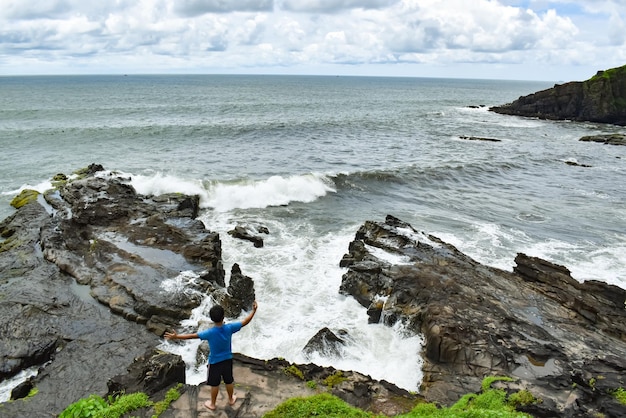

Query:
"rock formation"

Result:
[[2, 166, 626, 417], [0, 165, 254, 416], [490, 64, 626, 126], [339, 215, 626, 417], [579, 133, 626, 146]]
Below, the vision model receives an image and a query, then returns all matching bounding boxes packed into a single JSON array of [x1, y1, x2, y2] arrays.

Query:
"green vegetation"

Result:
[[264, 393, 381, 418], [481, 376, 514, 392], [25, 387, 39, 400], [10, 189, 39, 209], [265, 376, 537, 418], [613, 387, 626, 405], [284, 365, 305, 380], [590, 64, 626, 81], [306, 380, 317, 389], [51, 173, 69, 189], [59, 394, 108, 417], [323, 371, 347, 388], [153, 384, 183, 416], [508, 390, 537, 408], [58, 386, 183, 418]]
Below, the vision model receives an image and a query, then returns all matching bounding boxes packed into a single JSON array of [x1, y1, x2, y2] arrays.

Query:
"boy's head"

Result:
[[209, 305, 225, 323]]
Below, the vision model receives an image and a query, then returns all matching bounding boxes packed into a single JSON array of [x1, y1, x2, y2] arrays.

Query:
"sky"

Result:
[[0, 0, 624, 81]]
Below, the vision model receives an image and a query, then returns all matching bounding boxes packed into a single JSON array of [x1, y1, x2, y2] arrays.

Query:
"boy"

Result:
[[165, 301, 258, 410]]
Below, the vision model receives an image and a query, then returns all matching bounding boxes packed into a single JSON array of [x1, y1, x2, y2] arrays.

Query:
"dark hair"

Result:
[[209, 305, 225, 323]]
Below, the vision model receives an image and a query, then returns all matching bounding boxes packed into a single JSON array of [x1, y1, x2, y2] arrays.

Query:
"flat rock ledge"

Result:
[[339, 215, 626, 417]]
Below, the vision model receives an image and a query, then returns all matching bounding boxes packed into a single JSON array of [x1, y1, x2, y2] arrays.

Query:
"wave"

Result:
[[128, 171, 336, 212], [330, 160, 529, 192]]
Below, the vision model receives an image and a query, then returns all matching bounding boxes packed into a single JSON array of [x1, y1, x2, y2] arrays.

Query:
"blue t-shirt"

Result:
[[198, 322, 243, 364]]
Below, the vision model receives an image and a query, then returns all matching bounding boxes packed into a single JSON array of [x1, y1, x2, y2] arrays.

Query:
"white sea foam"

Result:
[[2, 180, 54, 196], [126, 172, 335, 212], [435, 221, 626, 289], [204, 174, 336, 212], [128, 172, 210, 203], [366, 243, 413, 265], [159, 212, 424, 391]]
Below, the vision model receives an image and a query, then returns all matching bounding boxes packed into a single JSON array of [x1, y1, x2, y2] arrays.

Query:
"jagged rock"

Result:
[[302, 327, 347, 358], [339, 215, 626, 417], [459, 135, 501, 142], [107, 348, 186, 397], [579, 133, 626, 146], [490, 64, 626, 126], [0, 165, 256, 417], [220, 263, 256, 318], [228, 224, 268, 248], [565, 160, 592, 167], [10, 378, 34, 401]]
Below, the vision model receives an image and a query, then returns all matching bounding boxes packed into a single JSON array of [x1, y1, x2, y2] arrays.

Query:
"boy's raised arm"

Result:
[[164, 331, 199, 340], [241, 301, 258, 327]]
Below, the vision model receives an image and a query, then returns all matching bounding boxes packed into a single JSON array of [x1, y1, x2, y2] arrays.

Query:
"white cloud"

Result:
[[174, 0, 274, 17], [0, 0, 623, 80], [280, 0, 399, 13]]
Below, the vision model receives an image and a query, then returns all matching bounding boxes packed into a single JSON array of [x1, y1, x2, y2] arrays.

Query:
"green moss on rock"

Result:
[[10, 189, 39, 209]]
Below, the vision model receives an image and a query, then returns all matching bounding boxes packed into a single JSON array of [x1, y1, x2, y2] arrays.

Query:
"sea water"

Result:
[[1, 75, 625, 397]]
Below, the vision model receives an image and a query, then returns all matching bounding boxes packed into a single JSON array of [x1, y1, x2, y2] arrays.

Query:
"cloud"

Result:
[[173, 0, 274, 17], [0, 0, 623, 80], [280, 0, 399, 13], [608, 12, 626, 45]]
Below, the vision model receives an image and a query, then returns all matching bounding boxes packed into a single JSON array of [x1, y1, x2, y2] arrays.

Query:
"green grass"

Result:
[[323, 371, 347, 388], [264, 376, 536, 418], [153, 384, 183, 416], [590, 64, 626, 82], [284, 365, 305, 380], [614, 387, 626, 405], [59, 392, 152, 418], [58, 384, 184, 418], [263, 393, 381, 418]]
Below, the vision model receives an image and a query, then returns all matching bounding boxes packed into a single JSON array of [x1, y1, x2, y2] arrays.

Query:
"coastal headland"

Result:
[[490, 64, 626, 126]]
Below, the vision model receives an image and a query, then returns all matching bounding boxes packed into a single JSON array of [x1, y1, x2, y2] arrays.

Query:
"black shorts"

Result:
[[207, 359, 234, 387]]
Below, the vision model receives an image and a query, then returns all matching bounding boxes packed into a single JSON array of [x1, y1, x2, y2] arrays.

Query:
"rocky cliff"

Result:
[[1, 166, 626, 417], [490, 64, 626, 126], [0, 165, 419, 417], [339, 215, 626, 417]]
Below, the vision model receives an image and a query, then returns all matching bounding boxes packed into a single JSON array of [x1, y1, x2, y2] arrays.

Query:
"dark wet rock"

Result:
[[302, 327, 347, 358], [0, 165, 256, 416], [579, 133, 626, 146], [565, 160, 592, 167], [219, 263, 257, 318], [10, 378, 34, 401], [107, 348, 186, 397], [490, 64, 626, 126], [339, 214, 626, 417], [459, 135, 501, 142], [228, 223, 268, 248]]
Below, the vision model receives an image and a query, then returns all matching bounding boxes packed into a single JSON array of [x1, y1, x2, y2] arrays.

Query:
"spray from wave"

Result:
[[128, 171, 336, 212]]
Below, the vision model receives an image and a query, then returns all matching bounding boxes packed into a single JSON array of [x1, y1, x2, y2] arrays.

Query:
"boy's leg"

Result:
[[223, 359, 237, 405], [226, 383, 237, 405], [209, 386, 219, 409], [205, 363, 220, 410]]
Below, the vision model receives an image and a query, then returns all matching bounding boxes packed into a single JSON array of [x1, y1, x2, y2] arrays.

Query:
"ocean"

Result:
[[1, 74, 625, 394]]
